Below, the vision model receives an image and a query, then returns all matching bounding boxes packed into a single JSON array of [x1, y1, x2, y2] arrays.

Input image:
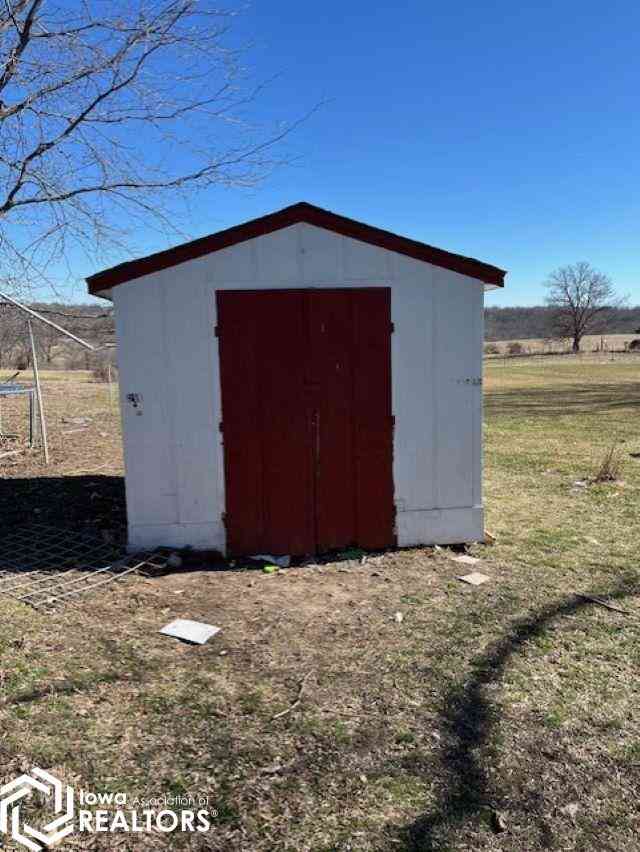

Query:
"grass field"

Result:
[[486, 332, 638, 354], [0, 360, 639, 851]]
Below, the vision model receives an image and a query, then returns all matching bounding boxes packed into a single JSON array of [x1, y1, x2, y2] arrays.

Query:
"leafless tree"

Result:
[[545, 262, 624, 352], [0, 0, 300, 294], [0, 303, 21, 366]]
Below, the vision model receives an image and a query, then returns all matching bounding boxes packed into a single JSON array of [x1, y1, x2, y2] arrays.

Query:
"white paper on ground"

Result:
[[457, 572, 490, 586], [452, 554, 480, 565], [160, 619, 221, 645]]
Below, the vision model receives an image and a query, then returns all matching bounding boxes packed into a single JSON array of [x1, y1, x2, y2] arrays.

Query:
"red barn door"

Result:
[[217, 288, 394, 556]]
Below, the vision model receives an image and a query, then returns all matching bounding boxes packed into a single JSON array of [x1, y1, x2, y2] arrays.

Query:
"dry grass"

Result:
[[486, 332, 637, 354], [592, 445, 624, 484], [0, 363, 639, 850], [0, 369, 122, 483], [0, 369, 95, 383]]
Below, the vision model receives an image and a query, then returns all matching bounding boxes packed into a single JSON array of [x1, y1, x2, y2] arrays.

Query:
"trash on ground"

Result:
[[160, 618, 221, 645], [252, 553, 290, 568], [576, 593, 629, 615], [452, 554, 480, 565], [457, 572, 490, 586], [338, 548, 366, 561], [263, 564, 279, 574], [393, 611, 404, 623], [484, 530, 496, 545], [61, 416, 91, 426]]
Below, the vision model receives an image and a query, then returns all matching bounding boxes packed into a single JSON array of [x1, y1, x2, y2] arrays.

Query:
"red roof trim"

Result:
[[86, 202, 506, 294]]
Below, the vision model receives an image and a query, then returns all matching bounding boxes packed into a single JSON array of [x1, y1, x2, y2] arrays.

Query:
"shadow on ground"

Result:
[[485, 381, 640, 418], [0, 475, 126, 532], [0, 474, 401, 578], [382, 577, 640, 851]]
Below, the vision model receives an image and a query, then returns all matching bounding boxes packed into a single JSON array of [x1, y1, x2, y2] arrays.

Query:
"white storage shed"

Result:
[[87, 202, 505, 556]]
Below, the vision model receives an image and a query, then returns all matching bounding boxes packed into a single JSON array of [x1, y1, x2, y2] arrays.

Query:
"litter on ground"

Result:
[[576, 593, 630, 615], [457, 571, 490, 586], [252, 554, 290, 568], [452, 554, 480, 565], [160, 619, 221, 645]]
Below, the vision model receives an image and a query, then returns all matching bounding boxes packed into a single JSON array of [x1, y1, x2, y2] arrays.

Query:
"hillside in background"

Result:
[[0, 302, 114, 369], [485, 305, 640, 341], [1, 302, 639, 369]]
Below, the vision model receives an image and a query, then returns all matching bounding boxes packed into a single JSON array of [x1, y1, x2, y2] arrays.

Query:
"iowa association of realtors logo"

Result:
[[0, 767, 213, 850], [0, 767, 74, 851]]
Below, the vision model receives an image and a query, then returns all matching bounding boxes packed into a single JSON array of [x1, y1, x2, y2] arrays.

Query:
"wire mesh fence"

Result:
[[0, 523, 174, 613]]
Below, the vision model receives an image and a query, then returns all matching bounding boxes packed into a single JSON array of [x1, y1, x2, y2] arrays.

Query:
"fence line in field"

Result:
[[484, 349, 640, 365]]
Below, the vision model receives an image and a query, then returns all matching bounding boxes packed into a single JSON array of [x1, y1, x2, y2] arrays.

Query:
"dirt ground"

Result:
[[0, 362, 639, 851]]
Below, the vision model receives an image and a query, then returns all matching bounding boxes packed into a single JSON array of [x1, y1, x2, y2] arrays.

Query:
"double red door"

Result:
[[216, 288, 394, 556]]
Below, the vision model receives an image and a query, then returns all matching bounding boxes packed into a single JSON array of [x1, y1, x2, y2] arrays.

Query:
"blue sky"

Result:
[[74, 0, 639, 306]]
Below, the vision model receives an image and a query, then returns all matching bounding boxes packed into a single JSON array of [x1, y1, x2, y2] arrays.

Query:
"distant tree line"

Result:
[[485, 305, 640, 342], [0, 303, 114, 370]]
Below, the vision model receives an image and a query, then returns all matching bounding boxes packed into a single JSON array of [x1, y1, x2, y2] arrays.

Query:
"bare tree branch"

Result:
[[0, 0, 303, 295], [0, 0, 42, 90]]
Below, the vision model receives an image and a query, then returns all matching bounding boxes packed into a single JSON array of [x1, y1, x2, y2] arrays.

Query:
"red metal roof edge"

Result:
[[86, 201, 506, 294]]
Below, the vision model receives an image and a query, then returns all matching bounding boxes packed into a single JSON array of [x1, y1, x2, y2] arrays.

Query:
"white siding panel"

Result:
[[397, 507, 484, 546], [255, 224, 300, 283], [471, 286, 484, 508], [129, 522, 224, 552], [390, 254, 435, 511], [122, 446, 176, 525], [342, 234, 390, 280], [433, 270, 477, 508], [113, 277, 178, 527], [161, 260, 221, 528], [213, 239, 257, 282], [299, 223, 342, 283]]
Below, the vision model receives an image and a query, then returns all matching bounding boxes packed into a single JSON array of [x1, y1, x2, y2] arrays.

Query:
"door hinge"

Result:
[[219, 421, 224, 432], [391, 415, 395, 431], [390, 322, 395, 333], [221, 512, 227, 527], [214, 325, 220, 337]]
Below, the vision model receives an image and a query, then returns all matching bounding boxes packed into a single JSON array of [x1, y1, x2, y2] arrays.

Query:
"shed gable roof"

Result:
[[86, 202, 506, 295]]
